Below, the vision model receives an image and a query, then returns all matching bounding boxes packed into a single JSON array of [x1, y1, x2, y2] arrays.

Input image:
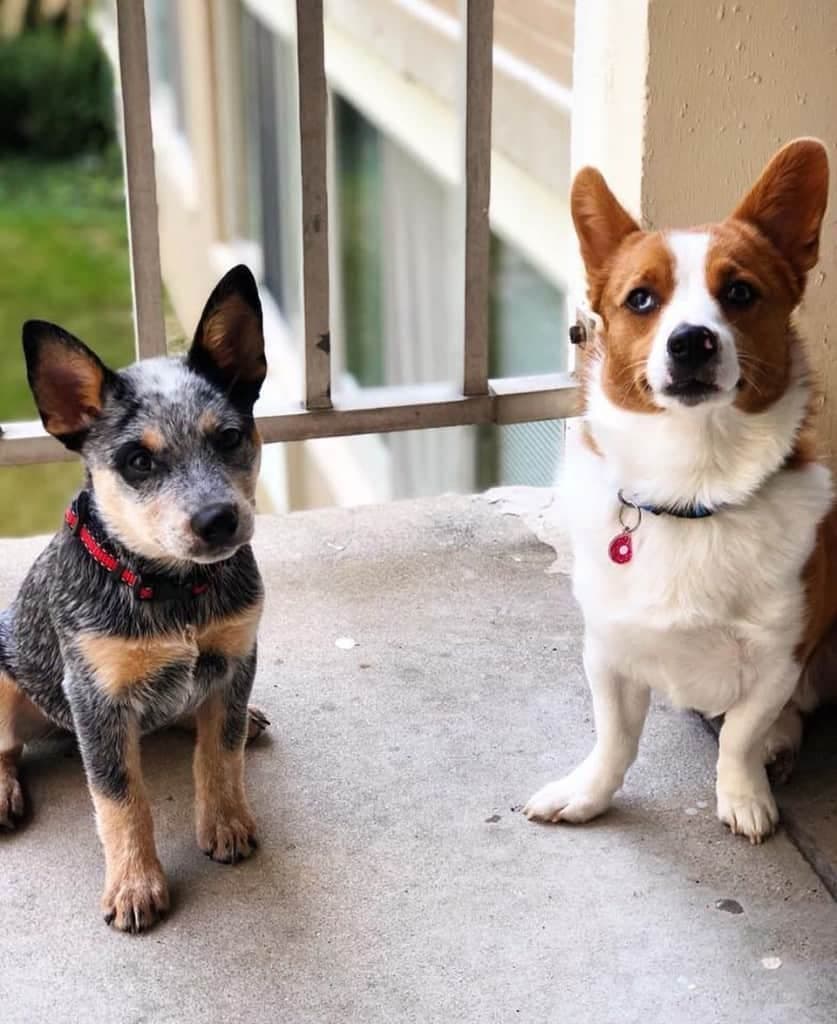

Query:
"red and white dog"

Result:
[[525, 139, 834, 843]]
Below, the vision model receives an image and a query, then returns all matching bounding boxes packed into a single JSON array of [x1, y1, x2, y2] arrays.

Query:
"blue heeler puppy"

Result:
[[0, 265, 270, 933]]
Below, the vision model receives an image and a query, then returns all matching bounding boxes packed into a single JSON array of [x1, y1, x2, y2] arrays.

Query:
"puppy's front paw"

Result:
[[0, 771, 24, 831], [246, 706, 271, 744], [524, 769, 614, 824], [102, 863, 170, 933], [716, 784, 779, 844], [198, 804, 258, 864]]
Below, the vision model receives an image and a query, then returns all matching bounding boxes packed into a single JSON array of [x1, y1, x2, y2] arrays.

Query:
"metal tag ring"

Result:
[[617, 490, 642, 533]]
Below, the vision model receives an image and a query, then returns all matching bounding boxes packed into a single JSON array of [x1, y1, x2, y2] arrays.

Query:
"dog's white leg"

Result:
[[525, 643, 650, 823], [716, 655, 798, 843]]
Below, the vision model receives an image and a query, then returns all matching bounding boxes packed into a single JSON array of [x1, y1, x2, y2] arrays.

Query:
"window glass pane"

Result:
[[335, 97, 384, 387], [490, 237, 566, 378], [480, 237, 567, 488], [240, 8, 262, 243], [239, 11, 300, 327], [329, 99, 568, 497], [147, 0, 187, 135], [274, 38, 302, 329], [252, 22, 283, 305]]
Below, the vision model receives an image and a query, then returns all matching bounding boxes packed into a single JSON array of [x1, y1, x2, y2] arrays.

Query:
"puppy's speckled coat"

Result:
[[0, 265, 268, 933]]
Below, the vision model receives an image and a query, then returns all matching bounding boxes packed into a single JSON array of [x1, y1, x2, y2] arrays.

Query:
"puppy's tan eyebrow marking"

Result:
[[198, 410, 219, 434], [141, 426, 166, 452]]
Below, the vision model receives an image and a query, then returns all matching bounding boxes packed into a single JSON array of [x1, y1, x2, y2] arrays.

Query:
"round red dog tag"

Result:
[[608, 532, 633, 564]]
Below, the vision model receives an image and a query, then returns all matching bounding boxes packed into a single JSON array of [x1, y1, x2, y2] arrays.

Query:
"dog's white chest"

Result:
[[561, 431, 831, 716]]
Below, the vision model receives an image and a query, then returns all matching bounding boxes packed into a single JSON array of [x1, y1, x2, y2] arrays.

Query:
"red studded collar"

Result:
[[65, 491, 209, 602]]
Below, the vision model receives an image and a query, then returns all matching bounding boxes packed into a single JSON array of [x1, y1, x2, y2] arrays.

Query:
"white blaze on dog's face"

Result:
[[571, 139, 829, 415]]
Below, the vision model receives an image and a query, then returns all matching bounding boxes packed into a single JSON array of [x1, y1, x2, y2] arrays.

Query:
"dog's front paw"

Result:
[[716, 784, 779, 844], [102, 863, 170, 933], [246, 706, 271, 744], [197, 805, 258, 864], [524, 769, 614, 824], [0, 770, 25, 830]]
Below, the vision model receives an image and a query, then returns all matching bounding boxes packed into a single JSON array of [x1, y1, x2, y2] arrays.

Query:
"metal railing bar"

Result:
[[295, 0, 333, 410], [0, 421, 77, 465], [256, 375, 580, 443], [0, 375, 580, 465], [461, 0, 494, 396], [115, 0, 167, 360]]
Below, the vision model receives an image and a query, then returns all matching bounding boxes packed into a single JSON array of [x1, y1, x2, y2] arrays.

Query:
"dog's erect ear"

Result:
[[732, 138, 829, 284], [23, 321, 114, 450], [187, 265, 266, 411], [571, 167, 641, 282]]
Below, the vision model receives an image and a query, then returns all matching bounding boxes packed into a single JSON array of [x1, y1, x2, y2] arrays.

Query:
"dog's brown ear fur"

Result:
[[731, 138, 829, 286], [188, 265, 266, 412], [23, 321, 112, 449], [571, 168, 641, 309]]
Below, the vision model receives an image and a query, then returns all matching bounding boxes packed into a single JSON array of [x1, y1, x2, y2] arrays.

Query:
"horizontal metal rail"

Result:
[[0, 375, 580, 465]]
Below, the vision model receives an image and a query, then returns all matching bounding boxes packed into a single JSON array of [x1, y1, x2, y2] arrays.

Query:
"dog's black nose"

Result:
[[667, 323, 718, 371], [191, 503, 239, 545]]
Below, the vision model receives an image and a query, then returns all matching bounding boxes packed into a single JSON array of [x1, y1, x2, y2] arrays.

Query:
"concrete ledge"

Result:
[[1, 494, 835, 1023]]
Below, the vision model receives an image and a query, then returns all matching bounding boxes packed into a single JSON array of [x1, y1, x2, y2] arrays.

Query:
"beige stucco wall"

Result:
[[573, 0, 837, 469]]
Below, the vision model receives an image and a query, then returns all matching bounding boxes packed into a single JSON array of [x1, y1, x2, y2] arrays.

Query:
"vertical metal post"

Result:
[[296, 0, 332, 410], [115, 0, 167, 359], [461, 0, 494, 396]]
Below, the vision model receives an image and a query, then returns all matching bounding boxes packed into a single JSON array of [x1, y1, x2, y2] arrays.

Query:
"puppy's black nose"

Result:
[[191, 503, 239, 545], [667, 323, 718, 372]]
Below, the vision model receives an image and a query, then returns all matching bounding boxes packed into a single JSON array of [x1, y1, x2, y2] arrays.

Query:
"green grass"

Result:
[[0, 153, 135, 537]]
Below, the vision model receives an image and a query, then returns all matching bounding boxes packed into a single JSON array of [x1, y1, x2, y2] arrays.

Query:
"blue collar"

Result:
[[637, 501, 715, 519], [618, 490, 718, 520]]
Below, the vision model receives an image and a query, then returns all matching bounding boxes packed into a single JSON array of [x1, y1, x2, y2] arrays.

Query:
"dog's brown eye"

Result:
[[625, 288, 659, 314], [724, 279, 758, 308], [126, 450, 154, 474], [216, 428, 243, 451]]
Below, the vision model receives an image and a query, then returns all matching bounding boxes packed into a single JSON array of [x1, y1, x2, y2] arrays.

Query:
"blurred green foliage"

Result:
[[0, 154, 134, 537], [0, 22, 115, 159]]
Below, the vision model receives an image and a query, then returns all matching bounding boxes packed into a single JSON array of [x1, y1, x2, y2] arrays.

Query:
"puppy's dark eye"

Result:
[[118, 447, 156, 484], [723, 279, 758, 308], [215, 428, 243, 451], [625, 288, 659, 314], [127, 450, 153, 473]]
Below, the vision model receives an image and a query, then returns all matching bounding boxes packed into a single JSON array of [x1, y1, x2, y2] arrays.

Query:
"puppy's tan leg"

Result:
[[174, 704, 270, 744], [0, 671, 52, 830], [194, 691, 257, 864], [0, 749, 23, 830], [91, 725, 169, 933]]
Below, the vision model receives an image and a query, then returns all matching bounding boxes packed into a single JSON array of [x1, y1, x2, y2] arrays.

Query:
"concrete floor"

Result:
[[0, 492, 835, 1024]]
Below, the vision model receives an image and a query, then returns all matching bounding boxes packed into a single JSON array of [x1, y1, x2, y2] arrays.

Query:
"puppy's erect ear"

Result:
[[571, 167, 641, 285], [731, 138, 829, 285], [187, 265, 266, 412], [23, 321, 114, 450]]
